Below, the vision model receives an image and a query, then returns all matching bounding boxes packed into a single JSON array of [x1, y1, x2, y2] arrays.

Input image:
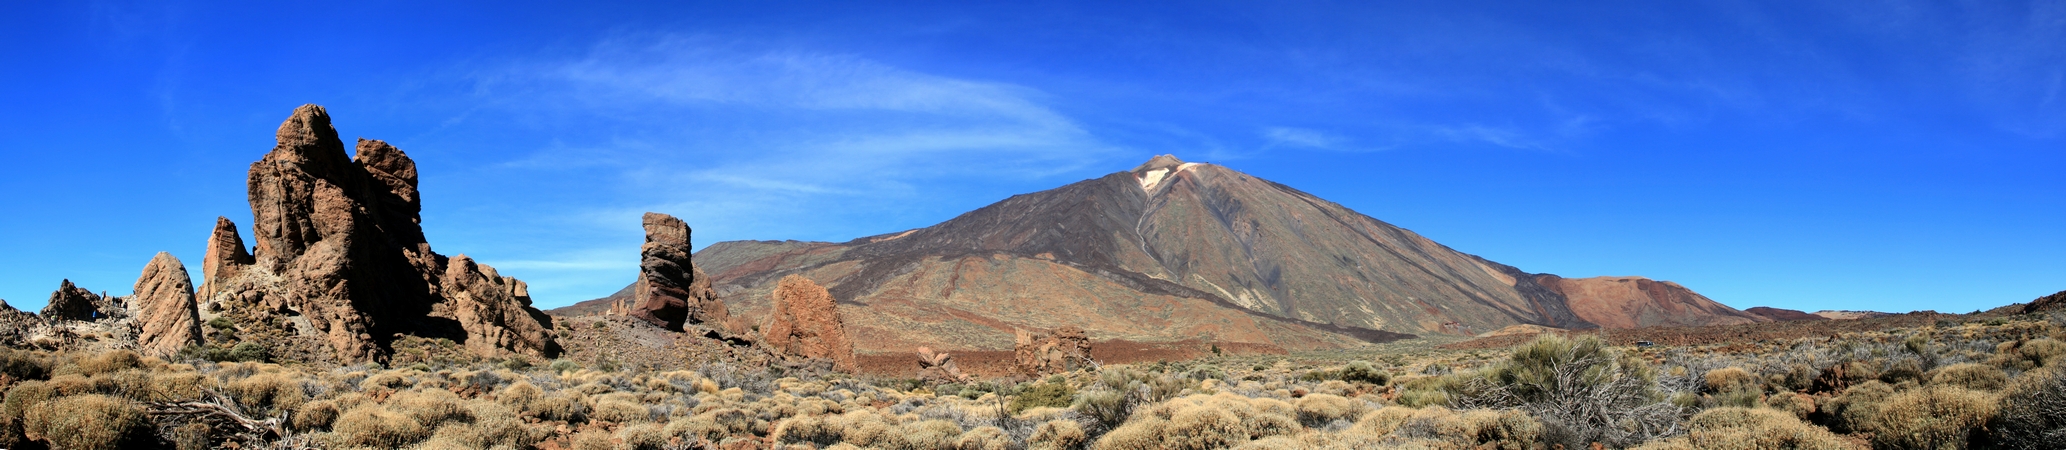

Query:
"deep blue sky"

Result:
[[2, 1, 2059, 314]]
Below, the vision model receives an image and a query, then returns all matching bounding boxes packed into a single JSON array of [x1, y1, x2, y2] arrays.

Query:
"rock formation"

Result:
[[762, 275, 855, 372], [623, 212, 730, 331], [131, 252, 201, 358], [1013, 326, 1094, 376], [915, 347, 971, 383], [40, 280, 116, 321], [197, 104, 558, 362]]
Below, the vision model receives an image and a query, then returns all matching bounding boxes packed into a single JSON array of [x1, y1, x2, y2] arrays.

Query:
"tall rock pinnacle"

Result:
[[625, 212, 730, 331], [132, 252, 201, 358]]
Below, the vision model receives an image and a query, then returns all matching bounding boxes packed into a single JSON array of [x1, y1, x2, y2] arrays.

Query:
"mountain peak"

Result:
[[1131, 154, 1186, 173]]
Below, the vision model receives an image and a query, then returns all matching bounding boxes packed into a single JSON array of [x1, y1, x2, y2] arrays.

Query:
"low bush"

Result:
[[1636, 407, 1853, 450], [331, 405, 429, 447], [21, 393, 150, 450], [1010, 381, 1075, 414], [1928, 363, 2009, 391], [1459, 334, 1681, 448], [1873, 385, 1997, 450], [1990, 366, 2066, 449], [1027, 418, 1088, 450]]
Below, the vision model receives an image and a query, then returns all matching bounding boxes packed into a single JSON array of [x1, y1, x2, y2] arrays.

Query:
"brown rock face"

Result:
[[131, 252, 201, 358], [201, 104, 558, 362], [40, 279, 115, 321], [626, 212, 730, 331], [1535, 275, 1766, 329], [762, 275, 855, 372], [198, 217, 254, 301], [1013, 325, 1094, 376]]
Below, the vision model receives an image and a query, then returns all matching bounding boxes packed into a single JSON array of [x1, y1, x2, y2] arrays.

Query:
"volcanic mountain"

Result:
[[564, 155, 1763, 352]]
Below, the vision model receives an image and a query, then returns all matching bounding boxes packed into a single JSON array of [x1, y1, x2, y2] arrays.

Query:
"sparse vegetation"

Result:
[[0, 310, 2059, 448]]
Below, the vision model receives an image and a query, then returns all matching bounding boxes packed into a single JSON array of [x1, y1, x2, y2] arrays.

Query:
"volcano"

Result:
[[561, 155, 1763, 352]]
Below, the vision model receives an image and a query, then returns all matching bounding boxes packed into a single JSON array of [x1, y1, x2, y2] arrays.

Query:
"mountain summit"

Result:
[[572, 155, 1762, 352]]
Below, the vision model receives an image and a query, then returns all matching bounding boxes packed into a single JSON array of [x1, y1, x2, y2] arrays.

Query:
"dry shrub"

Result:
[[22, 393, 149, 450], [1460, 334, 1680, 448], [1093, 416, 1168, 450], [73, 350, 143, 376], [1350, 405, 1419, 436], [291, 399, 341, 431], [226, 371, 305, 416], [1703, 367, 1761, 394], [442, 401, 545, 449], [616, 422, 671, 450], [1028, 418, 1088, 450], [1293, 393, 1368, 428], [772, 414, 842, 446], [568, 429, 613, 450], [1990, 366, 2066, 449], [1927, 363, 2009, 391], [1764, 391, 1817, 420], [332, 405, 430, 447], [665, 416, 729, 444], [1820, 379, 1894, 434], [0, 380, 53, 447], [1873, 385, 1996, 450], [389, 388, 471, 428], [149, 370, 211, 402], [1364, 405, 1542, 450], [171, 421, 212, 450], [530, 392, 588, 423], [1166, 404, 1246, 449], [359, 370, 411, 391], [832, 411, 897, 447], [1636, 407, 1855, 450], [592, 394, 652, 423], [955, 425, 1012, 450], [496, 379, 542, 410], [888, 419, 963, 450]]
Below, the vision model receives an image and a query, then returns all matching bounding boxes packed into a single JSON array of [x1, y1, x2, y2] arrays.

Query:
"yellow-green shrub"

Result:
[[1292, 393, 1367, 428], [1028, 418, 1087, 450], [1637, 407, 1854, 450], [21, 393, 148, 450], [332, 405, 430, 447], [1704, 367, 1761, 394], [1822, 380, 1895, 434], [291, 399, 340, 431], [1928, 363, 2009, 391], [772, 414, 841, 446], [1873, 386, 1997, 450], [956, 425, 1012, 450]]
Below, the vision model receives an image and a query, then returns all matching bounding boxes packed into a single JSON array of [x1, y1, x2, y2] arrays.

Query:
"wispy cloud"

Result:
[[436, 34, 1126, 305], [1261, 126, 1346, 149]]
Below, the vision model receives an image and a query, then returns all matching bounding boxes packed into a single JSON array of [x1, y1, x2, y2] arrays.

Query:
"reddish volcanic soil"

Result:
[[1442, 311, 1953, 351], [856, 339, 1287, 378]]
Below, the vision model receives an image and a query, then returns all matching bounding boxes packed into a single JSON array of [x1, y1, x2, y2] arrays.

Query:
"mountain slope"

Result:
[[574, 155, 1762, 352]]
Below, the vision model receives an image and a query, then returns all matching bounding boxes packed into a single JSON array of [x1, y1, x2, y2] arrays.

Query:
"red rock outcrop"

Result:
[[40, 279, 116, 321], [623, 212, 730, 331], [1745, 306, 1829, 322], [1013, 325, 1094, 376], [197, 217, 254, 302], [200, 104, 559, 362], [762, 275, 855, 372], [131, 252, 201, 358], [1535, 275, 1766, 329]]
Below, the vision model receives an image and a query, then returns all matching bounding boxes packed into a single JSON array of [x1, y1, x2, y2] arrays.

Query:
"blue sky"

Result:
[[1, 1, 2059, 314]]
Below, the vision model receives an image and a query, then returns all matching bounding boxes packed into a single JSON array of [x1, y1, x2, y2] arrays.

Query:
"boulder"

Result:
[[916, 347, 971, 383], [1013, 325, 1094, 376], [131, 252, 201, 358], [440, 255, 559, 357], [626, 212, 730, 331], [762, 275, 855, 372]]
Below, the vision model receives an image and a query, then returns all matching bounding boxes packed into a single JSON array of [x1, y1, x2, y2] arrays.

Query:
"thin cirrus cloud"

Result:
[[444, 35, 1125, 305]]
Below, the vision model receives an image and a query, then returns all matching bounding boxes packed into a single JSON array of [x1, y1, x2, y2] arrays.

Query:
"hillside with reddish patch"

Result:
[[1745, 306, 1829, 321]]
